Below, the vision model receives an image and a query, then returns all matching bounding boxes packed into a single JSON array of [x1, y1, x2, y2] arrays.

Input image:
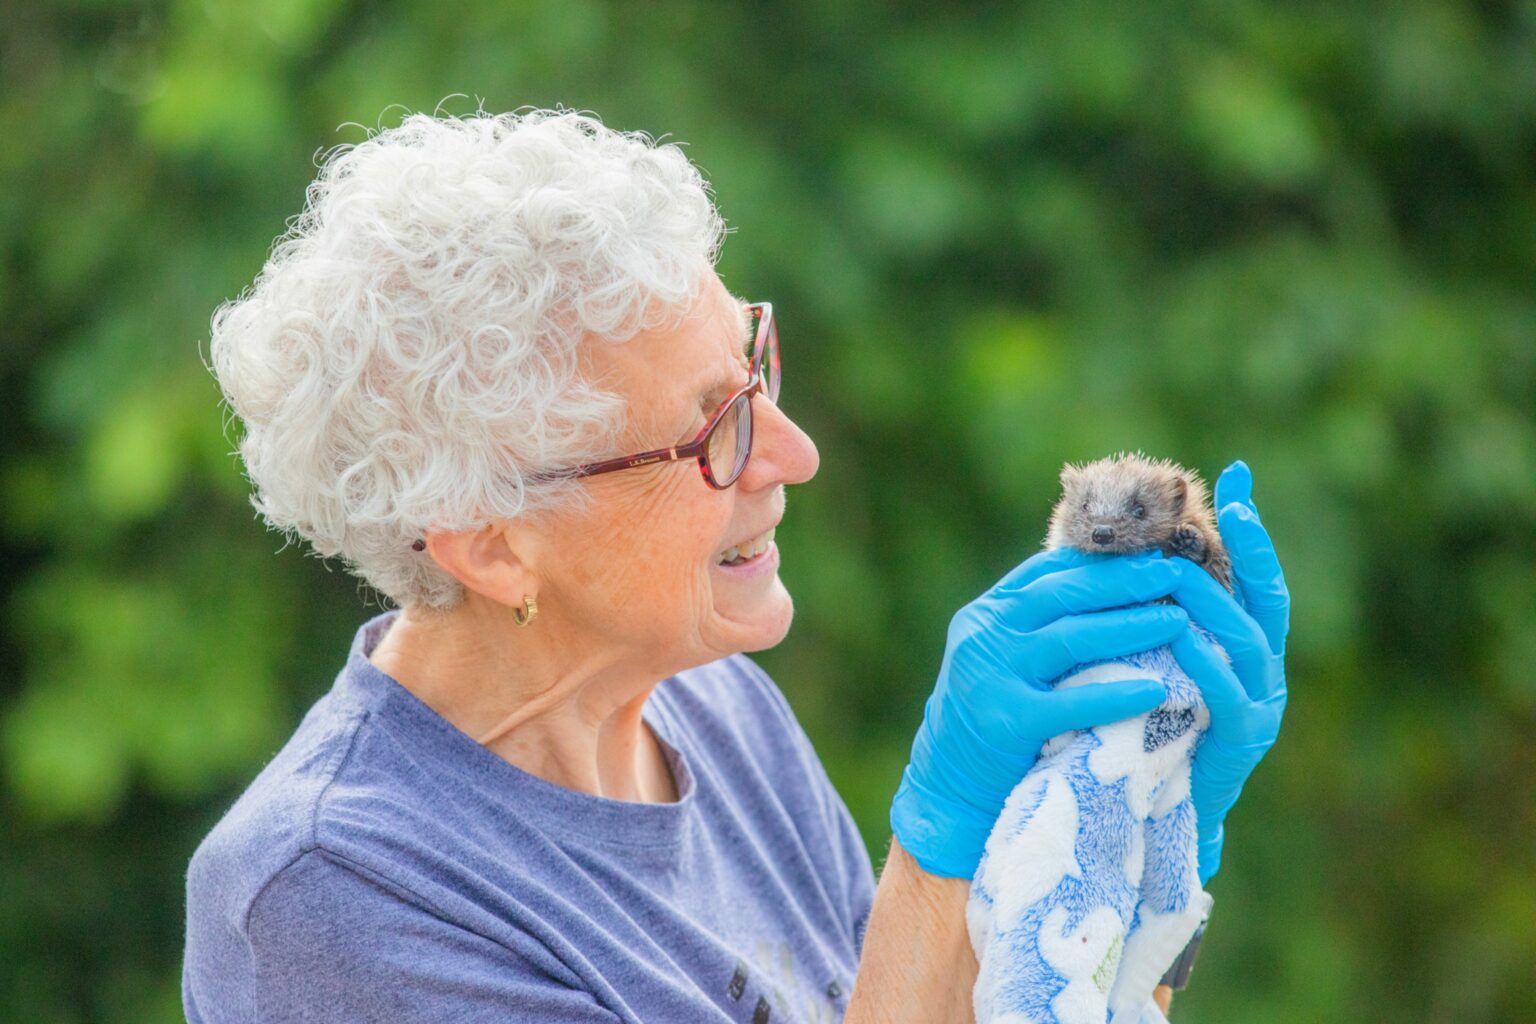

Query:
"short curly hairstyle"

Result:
[[208, 108, 726, 609]]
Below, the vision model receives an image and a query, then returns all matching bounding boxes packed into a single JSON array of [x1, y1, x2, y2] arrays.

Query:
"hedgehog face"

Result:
[[1057, 454, 1190, 555]]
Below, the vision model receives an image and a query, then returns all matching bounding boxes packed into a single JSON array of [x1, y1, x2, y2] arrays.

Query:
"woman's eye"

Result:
[[1132, 504, 1146, 519]]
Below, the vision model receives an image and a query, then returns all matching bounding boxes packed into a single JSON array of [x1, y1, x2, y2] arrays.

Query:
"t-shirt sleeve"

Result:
[[237, 849, 621, 1024], [732, 655, 878, 958]]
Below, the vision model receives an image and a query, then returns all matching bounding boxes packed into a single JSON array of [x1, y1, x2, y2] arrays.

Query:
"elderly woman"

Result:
[[184, 110, 1288, 1023]]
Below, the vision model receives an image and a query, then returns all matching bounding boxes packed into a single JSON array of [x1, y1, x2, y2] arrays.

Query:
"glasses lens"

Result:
[[705, 391, 753, 487], [758, 311, 779, 403]]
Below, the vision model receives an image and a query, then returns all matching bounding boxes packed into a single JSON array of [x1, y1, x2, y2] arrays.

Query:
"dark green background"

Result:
[[3, 1, 1534, 1020]]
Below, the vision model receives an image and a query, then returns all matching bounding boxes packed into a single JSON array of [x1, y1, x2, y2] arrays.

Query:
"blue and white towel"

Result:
[[966, 636, 1216, 1024]]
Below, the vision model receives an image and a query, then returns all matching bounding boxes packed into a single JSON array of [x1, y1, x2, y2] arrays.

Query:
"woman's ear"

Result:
[[422, 520, 538, 609]]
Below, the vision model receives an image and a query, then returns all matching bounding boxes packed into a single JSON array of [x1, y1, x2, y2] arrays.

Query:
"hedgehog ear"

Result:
[[1060, 463, 1081, 488], [1170, 475, 1188, 514]]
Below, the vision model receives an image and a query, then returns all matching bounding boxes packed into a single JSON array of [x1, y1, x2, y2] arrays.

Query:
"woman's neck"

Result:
[[367, 599, 678, 804]]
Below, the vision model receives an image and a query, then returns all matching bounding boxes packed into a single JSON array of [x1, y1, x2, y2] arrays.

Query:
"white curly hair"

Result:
[[208, 108, 726, 609]]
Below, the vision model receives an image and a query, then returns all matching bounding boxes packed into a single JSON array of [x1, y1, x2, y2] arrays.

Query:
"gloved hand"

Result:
[[891, 550, 1189, 879], [1163, 460, 1290, 885]]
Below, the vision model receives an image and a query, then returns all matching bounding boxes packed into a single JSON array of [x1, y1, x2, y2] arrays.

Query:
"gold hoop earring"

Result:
[[513, 595, 538, 627]]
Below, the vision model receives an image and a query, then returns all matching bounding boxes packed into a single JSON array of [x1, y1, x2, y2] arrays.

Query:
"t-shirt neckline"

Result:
[[337, 610, 699, 848]]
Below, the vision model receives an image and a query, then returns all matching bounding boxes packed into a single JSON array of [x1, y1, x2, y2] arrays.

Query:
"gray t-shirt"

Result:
[[183, 611, 876, 1023]]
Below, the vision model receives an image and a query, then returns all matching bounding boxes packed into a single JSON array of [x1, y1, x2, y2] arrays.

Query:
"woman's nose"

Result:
[[740, 394, 819, 490]]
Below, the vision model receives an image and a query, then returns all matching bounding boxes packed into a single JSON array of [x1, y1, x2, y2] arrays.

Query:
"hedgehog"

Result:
[[1045, 452, 1232, 591]]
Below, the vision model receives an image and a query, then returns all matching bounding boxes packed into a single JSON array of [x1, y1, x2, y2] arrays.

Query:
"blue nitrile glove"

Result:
[[891, 550, 1190, 879], [1162, 460, 1290, 885]]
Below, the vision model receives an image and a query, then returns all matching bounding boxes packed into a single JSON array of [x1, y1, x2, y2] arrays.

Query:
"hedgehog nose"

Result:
[[1091, 526, 1115, 546]]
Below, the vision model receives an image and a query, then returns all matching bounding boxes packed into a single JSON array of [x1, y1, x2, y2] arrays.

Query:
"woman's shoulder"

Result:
[[661, 653, 874, 913], [185, 687, 375, 929], [654, 653, 833, 798], [658, 653, 802, 744], [188, 651, 823, 931], [666, 650, 780, 704]]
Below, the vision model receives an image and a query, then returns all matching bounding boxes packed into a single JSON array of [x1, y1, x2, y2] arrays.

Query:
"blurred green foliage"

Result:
[[2, 0, 1534, 1020]]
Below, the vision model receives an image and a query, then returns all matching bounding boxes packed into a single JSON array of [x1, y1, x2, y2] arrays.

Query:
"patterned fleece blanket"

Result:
[[966, 637, 1215, 1024]]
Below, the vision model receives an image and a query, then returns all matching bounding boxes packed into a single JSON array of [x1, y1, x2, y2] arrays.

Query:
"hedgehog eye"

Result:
[[1132, 503, 1146, 519], [1080, 501, 1089, 512]]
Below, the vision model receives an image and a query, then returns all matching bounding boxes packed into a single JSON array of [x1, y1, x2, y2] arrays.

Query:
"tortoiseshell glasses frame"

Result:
[[560, 301, 779, 488], [411, 303, 779, 552]]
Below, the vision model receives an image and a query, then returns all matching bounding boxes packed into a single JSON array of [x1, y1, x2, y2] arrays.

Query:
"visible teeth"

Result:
[[718, 526, 776, 565]]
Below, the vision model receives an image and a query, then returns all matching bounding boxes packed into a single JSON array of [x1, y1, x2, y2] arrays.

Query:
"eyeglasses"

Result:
[[559, 300, 780, 489], [411, 303, 779, 552]]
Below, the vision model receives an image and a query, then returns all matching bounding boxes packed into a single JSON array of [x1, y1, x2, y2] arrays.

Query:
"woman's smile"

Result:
[[710, 537, 780, 580]]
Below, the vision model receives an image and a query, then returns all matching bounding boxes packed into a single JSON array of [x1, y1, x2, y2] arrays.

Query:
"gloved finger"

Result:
[[1025, 677, 1168, 739], [1169, 628, 1251, 739], [1215, 460, 1259, 519], [1191, 734, 1274, 791], [994, 556, 1179, 632], [1197, 839, 1222, 888], [1191, 734, 1278, 829], [994, 545, 1101, 591], [1163, 558, 1275, 698], [1001, 604, 1190, 684], [1190, 697, 1286, 841], [1217, 501, 1290, 658]]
